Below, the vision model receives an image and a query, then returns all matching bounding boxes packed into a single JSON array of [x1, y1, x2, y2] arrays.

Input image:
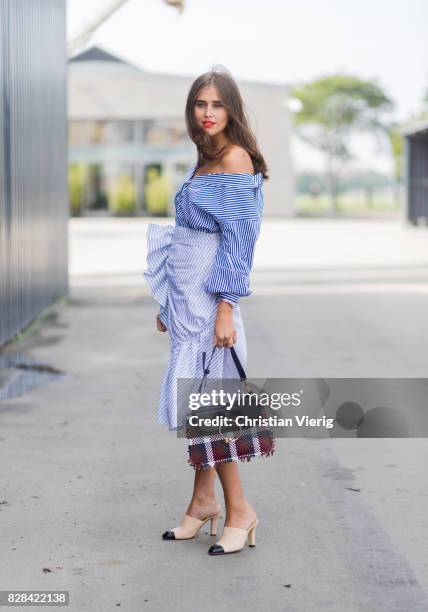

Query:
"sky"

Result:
[[67, 0, 428, 173]]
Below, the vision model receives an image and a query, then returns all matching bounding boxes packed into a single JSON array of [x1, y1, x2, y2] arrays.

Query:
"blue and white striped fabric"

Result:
[[144, 224, 247, 430], [143, 161, 264, 431], [175, 162, 264, 304]]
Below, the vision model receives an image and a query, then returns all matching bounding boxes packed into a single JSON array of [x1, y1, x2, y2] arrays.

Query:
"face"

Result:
[[194, 84, 228, 137]]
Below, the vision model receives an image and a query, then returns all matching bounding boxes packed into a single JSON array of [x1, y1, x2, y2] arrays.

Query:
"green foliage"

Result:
[[297, 170, 393, 195], [292, 74, 393, 127], [386, 123, 404, 183], [145, 167, 172, 216], [290, 74, 394, 210], [109, 174, 137, 215], [68, 163, 85, 216], [297, 191, 398, 215], [291, 74, 394, 158]]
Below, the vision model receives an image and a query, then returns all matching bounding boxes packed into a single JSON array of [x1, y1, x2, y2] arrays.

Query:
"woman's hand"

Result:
[[214, 302, 237, 348], [156, 314, 167, 332]]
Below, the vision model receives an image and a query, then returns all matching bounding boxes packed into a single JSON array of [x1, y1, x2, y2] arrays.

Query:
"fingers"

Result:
[[213, 334, 237, 348], [156, 314, 167, 332]]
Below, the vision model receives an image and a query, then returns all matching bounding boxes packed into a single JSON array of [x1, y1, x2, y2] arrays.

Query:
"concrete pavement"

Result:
[[1, 218, 428, 611]]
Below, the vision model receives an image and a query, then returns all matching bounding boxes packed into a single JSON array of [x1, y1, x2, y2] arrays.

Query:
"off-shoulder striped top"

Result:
[[174, 161, 264, 305]]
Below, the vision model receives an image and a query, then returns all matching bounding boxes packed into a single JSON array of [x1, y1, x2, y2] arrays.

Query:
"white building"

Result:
[[68, 45, 294, 216]]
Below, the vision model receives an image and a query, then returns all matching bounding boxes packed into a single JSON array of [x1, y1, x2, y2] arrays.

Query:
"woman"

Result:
[[144, 65, 275, 556]]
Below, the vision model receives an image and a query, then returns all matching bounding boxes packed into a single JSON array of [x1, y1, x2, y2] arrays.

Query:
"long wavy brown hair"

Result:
[[185, 65, 269, 180]]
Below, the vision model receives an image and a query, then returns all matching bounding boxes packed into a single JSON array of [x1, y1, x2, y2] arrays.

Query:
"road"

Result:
[[1, 217, 428, 611]]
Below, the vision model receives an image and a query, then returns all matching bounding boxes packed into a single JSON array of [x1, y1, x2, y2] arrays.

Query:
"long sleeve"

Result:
[[203, 180, 262, 304]]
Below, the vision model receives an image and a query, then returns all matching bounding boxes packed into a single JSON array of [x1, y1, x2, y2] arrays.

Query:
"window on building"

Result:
[[144, 118, 187, 145], [69, 121, 107, 145]]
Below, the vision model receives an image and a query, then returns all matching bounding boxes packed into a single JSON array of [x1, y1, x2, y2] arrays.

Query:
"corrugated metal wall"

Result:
[[0, 0, 68, 347], [405, 130, 428, 225]]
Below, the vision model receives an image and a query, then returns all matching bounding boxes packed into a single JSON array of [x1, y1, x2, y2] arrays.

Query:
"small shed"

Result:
[[402, 120, 428, 225]]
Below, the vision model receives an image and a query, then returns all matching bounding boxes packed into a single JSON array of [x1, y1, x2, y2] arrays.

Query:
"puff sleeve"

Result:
[[203, 180, 262, 304]]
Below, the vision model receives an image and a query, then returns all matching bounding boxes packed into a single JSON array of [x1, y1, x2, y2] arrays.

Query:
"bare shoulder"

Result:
[[221, 145, 254, 174]]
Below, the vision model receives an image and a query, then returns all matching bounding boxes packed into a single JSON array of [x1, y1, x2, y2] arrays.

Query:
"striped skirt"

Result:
[[143, 223, 276, 468]]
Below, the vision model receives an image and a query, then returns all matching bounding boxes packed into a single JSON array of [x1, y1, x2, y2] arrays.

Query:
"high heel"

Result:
[[162, 511, 221, 540], [208, 518, 259, 555], [210, 511, 220, 536]]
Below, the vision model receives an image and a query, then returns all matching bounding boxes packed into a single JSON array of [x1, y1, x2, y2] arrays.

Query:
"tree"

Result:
[[109, 174, 137, 216], [68, 163, 86, 216], [386, 123, 404, 206], [145, 167, 172, 216], [291, 74, 394, 212]]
